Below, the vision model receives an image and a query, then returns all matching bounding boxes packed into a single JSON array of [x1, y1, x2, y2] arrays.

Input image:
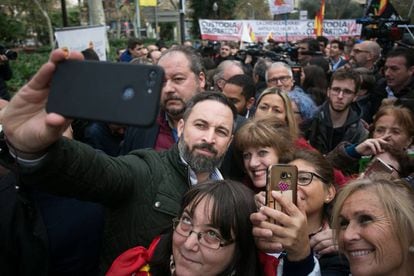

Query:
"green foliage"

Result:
[[50, 8, 81, 28], [7, 49, 50, 95], [190, 0, 237, 36], [299, 0, 363, 19], [6, 38, 166, 94], [0, 11, 26, 44]]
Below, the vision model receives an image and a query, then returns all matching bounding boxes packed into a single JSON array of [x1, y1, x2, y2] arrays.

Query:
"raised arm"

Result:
[[1, 49, 83, 155]]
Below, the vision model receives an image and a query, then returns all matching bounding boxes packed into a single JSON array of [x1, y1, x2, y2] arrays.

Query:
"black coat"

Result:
[[0, 172, 49, 276]]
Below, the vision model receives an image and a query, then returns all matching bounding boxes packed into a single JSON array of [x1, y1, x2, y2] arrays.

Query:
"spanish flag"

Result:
[[140, 0, 157, 6], [314, 0, 325, 36], [376, 0, 388, 16]]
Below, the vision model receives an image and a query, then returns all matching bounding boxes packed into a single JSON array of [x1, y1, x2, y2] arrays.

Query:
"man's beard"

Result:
[[329, 98, 351, 113], [178, 137, 224, 173], [161, 95, 186, 117]]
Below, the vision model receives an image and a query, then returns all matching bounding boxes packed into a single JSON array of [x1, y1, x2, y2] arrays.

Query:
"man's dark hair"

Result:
[[159, 45, 204, 77], [299, 38, 321, 54], [81, 48, 100, 61], [225, 74, 256, 100], [253, 58, 272, 82], [386, 47, 414, 67], [183, 91, 238, 132], [330, 68, 361, 93], [316, 36, 329, 47], [127, 38, 143, 50], [330, 39, 344, 51]]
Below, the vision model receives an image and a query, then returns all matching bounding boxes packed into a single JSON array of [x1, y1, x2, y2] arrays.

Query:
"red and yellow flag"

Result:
[[314, 0, 325, 36], [376, 0, 388, 16]]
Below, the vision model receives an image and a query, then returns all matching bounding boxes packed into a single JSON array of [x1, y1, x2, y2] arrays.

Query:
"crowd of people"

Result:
[[1, 34, 414, 276]]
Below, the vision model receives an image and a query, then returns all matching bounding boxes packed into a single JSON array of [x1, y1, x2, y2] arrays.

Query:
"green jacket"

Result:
[[17, 138, 191, 273]]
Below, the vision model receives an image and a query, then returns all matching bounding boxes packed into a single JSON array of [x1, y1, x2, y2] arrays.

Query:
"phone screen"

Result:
[[363, 157, 395, 180]]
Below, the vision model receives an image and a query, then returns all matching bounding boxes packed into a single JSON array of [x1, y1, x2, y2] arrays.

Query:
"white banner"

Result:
[[268, 0, 294, 15], [199, 19, 361, 42], [55, 25, 107, 61]]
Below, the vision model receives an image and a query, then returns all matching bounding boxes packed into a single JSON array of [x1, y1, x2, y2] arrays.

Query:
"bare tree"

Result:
[[88, 0, 106, 25], [32, 0, 54, 48]]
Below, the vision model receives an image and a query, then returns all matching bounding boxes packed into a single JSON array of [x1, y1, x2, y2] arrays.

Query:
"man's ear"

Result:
[[177, 118, 185, 138], [408, 65, 414, 76], [198, 72, 206, 90], [352, 93, 358, 102], [246, 97, 255, 110], [226, 134, 234, 151]]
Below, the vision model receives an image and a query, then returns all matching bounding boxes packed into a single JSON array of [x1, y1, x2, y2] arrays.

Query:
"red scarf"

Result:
[[106, 236, 161, 276]]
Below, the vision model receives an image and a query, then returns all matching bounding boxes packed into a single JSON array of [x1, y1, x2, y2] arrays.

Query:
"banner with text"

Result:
[[55, 25, 107, 61], [268, 0, 294, 15], [199, 19, 361, 42]]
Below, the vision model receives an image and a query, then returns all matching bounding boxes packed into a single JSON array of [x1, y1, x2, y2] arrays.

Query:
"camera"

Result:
[[357, 17, 410, 55], [0, 46, 17, 60]]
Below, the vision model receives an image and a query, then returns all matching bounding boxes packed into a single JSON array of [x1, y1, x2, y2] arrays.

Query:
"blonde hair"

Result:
[[255, 87, 299, 139], [332, 178, 414, 262]]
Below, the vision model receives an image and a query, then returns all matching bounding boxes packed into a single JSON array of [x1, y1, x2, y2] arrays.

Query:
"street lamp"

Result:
[[213, 2, 218, 18], [247, 2, 255, 19]]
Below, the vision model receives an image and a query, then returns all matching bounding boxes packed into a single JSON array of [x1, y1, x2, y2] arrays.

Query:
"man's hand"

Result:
[[251, 191, 310, 262], [1, 49, 84, 154]]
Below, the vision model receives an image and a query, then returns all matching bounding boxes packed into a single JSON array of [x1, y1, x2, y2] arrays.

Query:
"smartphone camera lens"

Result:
[[122, 87, 135, 101], [281, 172, 291, 179], [149, 70, 157, 80]]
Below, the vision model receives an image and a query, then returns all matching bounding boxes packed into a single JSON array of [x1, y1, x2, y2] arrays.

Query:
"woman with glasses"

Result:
[[107, 179, 263, 275], [107, 179, 320, 276], [253, 89, 349, 187], [250, 149, 350, 275]]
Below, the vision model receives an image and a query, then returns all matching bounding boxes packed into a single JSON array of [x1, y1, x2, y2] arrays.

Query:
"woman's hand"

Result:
[[355, 136, 390, 156], [310, 227, 338, 256], [251, 191, 310, 261]]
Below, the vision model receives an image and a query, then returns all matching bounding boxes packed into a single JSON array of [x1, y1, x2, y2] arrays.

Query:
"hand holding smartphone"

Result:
[[46, 59, 164, 127], [266, 164, 298, 223]]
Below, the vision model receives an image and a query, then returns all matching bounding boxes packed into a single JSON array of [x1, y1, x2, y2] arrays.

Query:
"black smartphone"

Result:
[[46, 59, 164, 127], [266, 164, 298, 223]]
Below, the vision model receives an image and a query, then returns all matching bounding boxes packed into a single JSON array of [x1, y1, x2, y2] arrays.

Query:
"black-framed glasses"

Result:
[[267, 75, 291, 84], [298, 171, 328, 186], [172, 218, 234, 250], [329, 86, 355, 96]]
